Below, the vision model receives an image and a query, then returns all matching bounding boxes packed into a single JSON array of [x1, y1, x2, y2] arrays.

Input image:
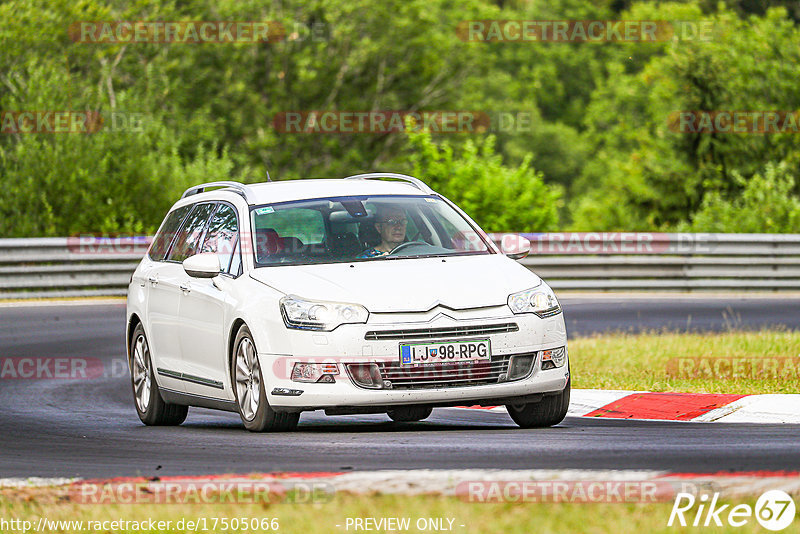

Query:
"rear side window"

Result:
[[148, 206, 191, 261], [200, 204, 240, 275], [166, 203, 215, 263]]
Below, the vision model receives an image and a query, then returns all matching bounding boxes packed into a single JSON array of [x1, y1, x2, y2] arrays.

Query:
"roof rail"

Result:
[[343, 173, 434, 194], [181, 181, 252, 202]]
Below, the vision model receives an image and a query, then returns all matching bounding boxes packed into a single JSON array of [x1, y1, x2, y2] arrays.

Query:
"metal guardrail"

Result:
[[1, 233, 799, 298], [0, 237, 150, 299], [489, 233, 800, 291]]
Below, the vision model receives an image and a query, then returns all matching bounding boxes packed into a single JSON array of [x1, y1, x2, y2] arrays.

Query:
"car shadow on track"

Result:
[[164, 408, 578, 434]]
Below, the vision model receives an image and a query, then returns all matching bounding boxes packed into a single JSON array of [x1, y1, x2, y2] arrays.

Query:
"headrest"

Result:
[[255, 227, 284, 261]]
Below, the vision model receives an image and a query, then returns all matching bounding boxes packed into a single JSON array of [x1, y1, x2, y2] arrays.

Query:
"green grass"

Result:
[[0, 490, 778, 534], [570, 329, 800, 394]]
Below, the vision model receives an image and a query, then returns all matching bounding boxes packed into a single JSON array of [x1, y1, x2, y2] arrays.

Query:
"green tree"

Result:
[[2, 0, 800, 236], [403, 128, 562, 232], [684, 162, 800, 233], [570, 4, 800, 231]]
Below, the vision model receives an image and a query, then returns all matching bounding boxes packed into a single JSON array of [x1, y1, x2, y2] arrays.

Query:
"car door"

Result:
[[152, 202, 216, 390], [177, 202, 242, 397], [143, 204, 192, 393]]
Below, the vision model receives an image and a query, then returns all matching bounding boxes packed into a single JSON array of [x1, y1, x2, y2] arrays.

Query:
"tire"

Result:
[[506, 378, 570, 428], [129, 323, 188, 426], [232, 325, 299, 432], [387, 406, 433, 422]]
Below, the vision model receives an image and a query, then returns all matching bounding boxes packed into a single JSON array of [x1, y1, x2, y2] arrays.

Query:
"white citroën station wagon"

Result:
[[126, 173, 569, 431]]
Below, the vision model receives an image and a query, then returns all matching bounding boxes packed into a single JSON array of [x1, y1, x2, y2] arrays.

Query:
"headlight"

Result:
[[280, 295, 369, 331], [507, 283, 562, 318]]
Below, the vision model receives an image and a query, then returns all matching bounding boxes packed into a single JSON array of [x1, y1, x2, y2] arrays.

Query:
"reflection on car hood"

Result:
[[248, 254, 541, 312]]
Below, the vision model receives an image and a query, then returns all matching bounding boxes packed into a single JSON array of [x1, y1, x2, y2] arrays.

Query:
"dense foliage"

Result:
[[0, 0, 798, 235]]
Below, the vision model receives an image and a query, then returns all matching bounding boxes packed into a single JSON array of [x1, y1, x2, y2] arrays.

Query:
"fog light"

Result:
[[541, 347, 567, 370], [347, 363, 383, 389], [507, 354, 536, 380], [291, 362, 340, 383]]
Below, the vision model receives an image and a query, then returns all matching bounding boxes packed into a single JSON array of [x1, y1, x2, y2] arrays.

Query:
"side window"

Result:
[[149, 206, 191, 261], [200, 204, 240, 275], [166, 203, 215, 263]]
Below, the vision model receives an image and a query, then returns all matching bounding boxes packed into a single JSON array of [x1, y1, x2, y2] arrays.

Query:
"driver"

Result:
[[358, 205, 407, 258]]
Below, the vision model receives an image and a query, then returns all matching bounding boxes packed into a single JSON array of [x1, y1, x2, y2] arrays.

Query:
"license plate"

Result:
[[399, 339, 491, 366]]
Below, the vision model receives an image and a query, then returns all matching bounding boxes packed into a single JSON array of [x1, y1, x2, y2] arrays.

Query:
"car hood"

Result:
[[248, 254, 541, 312]]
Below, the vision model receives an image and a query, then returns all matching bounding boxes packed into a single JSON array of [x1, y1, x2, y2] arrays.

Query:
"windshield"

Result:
[[249, 195, 492, 267]]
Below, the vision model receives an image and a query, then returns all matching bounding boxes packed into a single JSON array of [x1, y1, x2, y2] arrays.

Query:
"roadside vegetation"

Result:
[[571, 329, 800, 394], [1, 1, 800, 236]]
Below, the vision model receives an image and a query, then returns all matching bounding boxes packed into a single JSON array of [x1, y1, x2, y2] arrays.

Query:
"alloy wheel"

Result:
[[132, 334, 152, 413], [235, 337, 261, 421]]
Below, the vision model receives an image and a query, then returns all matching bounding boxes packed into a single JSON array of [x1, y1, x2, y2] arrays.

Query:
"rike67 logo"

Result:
[[669, 490, 796, 531]]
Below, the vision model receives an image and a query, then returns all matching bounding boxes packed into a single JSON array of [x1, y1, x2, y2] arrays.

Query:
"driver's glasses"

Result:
[[380, 217, 407, 226]]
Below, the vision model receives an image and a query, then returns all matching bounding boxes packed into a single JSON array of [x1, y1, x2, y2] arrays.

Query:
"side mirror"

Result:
[[183, 253, 220, 278], [500, 234, 531, 260]]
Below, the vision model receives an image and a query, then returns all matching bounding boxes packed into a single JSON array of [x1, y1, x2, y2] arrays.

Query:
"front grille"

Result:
[[365, 323, 518, 341], [369, 352, 536, 390]]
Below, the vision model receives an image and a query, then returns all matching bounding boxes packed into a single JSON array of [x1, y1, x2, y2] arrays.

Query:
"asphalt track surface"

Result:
[[1, 297, 799, 478]]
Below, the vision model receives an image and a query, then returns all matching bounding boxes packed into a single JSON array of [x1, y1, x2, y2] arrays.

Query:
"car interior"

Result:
[[251, 197, 486, 265]]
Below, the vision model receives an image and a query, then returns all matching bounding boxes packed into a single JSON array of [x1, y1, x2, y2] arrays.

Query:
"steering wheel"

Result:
[[389, 241, 429, 255]]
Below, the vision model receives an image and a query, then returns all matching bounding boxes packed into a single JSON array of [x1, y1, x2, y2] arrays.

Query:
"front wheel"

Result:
[[506, 379, 570, 428], [232, 325, 299, 432], [130, 324, 188, 426]]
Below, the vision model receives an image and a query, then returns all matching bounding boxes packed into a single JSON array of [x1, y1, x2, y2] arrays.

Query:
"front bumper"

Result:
[[260, 305, 569, 411]]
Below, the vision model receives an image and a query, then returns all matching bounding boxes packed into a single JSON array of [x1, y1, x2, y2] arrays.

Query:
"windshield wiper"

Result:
[[375, 253, 453, 260]]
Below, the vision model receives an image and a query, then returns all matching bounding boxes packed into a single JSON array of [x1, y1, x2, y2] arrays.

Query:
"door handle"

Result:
[[147, 276, 158, 286], [179, 282, 191, 293]]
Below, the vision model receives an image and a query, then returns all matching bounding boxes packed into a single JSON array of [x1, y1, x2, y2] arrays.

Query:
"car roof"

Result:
[[174, 177, 436, 209], [247, 178, 433, 205]]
